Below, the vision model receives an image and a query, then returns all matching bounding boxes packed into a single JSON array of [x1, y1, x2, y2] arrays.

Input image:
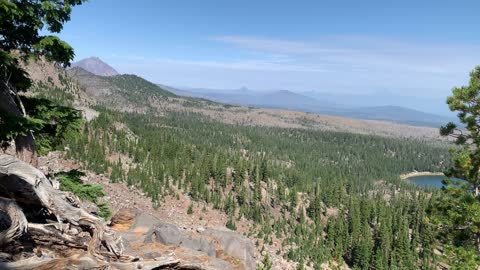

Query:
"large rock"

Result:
[[131, 212, 161, 233], [110, 208, 140, 231], [111, 208, 139, 225], [181, 234, 217, 258], [174, 248, 234, 270], [145, 223, 216, 257], [201, 228, 256, 270], [111, 209, 256, 269], [145, 223, 182, 245]]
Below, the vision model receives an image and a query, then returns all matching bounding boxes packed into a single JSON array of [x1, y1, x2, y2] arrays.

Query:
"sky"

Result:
[[57, 0, 480, 99]]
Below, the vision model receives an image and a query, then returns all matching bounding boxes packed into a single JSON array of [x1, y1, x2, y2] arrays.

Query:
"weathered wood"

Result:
[[0, 255, 56, 270], [0, 154, 124, 259], [0, 197, 27, 246], [0, 251, 101, 270], [27, 223, 89, 250], [14, 134, 38, 167], [0, 84, 38, 166], [111, 257, 180, 270], [0, 255, 186, 270]]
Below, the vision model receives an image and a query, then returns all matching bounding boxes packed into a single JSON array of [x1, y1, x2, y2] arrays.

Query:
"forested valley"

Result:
[[2, 2, 480, 269], [4, 57, 479, 269], [61, 98, 451, 269], [7, 59, 474, 268]]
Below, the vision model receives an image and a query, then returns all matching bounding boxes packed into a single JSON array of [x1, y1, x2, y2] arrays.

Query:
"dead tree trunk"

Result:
[[0, 86, 38, 166]]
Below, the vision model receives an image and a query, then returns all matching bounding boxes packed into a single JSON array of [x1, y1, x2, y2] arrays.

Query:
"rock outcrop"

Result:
[[0, 154, 254, 270], [111, 210, 257, 270], [201, 228, 257, 270], [145, 223, 217, 257]]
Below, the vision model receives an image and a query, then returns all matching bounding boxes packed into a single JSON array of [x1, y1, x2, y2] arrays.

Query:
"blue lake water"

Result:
[[406, 175, 447, 188]]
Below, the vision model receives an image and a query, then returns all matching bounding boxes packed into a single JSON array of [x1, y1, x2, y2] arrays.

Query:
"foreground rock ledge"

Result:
[[0, 154, 216, 270], [111, 208, 255, 270]]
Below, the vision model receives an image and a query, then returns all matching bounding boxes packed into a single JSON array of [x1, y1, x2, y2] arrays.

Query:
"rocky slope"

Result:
[[37, 151, 300, 269], [0, 152, 259, 270]]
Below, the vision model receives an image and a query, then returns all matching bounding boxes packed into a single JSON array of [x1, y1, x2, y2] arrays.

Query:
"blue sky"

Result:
[[58, 0, 480, 98]]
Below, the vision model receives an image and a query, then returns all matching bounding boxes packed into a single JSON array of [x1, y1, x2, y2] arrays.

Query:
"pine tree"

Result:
[[187, 203, 193, 215]]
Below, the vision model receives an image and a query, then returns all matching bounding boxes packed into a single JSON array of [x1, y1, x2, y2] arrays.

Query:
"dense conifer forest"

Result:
[[60, 105, 450, 269], [2, 67, 473, 269], [13, 74, 453, 269], [3, 1, 480, 269]]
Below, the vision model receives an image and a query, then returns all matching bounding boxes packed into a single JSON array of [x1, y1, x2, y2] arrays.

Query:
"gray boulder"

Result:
[[132, 212, 162, 230], [201, 228, 256, 270], [145, 223, 183, 245], [209, 258, 234, 270], [145, 223, 216, 257], [122, 211, 256, 270], [181, 234, 217, 257], [175, 249, 234, 270]]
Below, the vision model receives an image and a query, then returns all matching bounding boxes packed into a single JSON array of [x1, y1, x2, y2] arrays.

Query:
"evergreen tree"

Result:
[[0, 0, 85, 164], [432, 66, 480, 267]]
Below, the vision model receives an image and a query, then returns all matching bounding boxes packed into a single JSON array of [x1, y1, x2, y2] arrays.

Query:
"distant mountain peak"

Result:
[[275, 89, 295, 94], [71, 57, 119, 76]]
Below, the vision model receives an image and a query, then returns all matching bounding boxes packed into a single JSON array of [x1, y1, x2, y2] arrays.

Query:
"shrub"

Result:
[[187, 203, 193, 215], [56, 170, 112, 220], [226, 218, 237, 231]]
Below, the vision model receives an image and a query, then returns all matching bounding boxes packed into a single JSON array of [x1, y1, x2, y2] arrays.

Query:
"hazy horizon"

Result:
[[56, 0, 480, 116]]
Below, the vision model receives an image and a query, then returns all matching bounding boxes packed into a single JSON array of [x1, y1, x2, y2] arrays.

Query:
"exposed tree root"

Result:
[[0, 154, 122, 267], [0, 197, 27, 246]]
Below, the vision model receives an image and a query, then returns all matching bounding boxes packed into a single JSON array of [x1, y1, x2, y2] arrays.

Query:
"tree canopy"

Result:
[[431, 65, 480, 268], [0, 0, 84, 164], [440, 66, 480, 196]]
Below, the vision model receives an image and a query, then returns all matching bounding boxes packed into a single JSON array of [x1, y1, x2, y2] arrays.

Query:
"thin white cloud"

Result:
[[107, 35, 480, 98], [211, 35, 480, 75], [212, 36, 352, 55], [151, 58, 330, 73], [110, 55, 330, 73], [110, 35, 479, 76]]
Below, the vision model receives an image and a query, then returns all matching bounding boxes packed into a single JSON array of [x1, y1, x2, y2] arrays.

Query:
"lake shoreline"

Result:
[[400, 171, 444, 180]]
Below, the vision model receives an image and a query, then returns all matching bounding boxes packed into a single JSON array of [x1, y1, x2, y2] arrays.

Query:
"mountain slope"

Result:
[[170, 87, 335, 108], [71, 57, 119, 76], [171, 86, 451, 127], [253, 90, 325, 108], [67, 67, 175, 110], [67, 69, 443, 140], [342, 105, 450, 127], [302, 90, 452, 116]]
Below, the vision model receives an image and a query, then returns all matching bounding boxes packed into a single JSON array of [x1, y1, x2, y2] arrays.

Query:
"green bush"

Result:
[[187, 203, 194, 215], [97, 202, 113, 220], [226, 218, 237, 231], [56, 170, 111, 219], [0, 97, 84, 155]]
